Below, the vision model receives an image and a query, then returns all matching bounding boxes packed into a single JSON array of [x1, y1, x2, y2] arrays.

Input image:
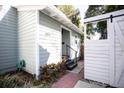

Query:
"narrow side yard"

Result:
[[0, 60, 68, 88], [51, 61, 84, 88], [0, 60, 84, 88]]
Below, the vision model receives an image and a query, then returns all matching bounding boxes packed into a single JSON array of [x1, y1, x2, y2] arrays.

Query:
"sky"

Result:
[[74, 5, 88, 24]]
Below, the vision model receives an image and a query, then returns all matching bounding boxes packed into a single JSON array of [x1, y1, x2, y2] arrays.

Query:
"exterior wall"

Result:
[[39, 12, 62, 65], [114, 16, 124, 87], [38, 11, 81, 66], [18, 10, 37, 74], [84, 40, 110, 84], [70, 31, 81, 59], [84, 10, 124, 87], [0, 6, 81, 75], [0, 7, 18, 73], [115, 32, 123, 85]]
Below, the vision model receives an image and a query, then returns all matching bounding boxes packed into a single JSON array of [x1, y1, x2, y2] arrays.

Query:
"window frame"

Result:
[[85, 20, 108, 41]]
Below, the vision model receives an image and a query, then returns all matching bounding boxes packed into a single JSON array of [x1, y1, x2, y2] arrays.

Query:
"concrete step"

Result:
[[74, 80, 104, 88]]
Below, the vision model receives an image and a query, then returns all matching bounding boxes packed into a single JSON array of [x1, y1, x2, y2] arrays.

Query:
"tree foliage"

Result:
[[56, 5, 81, 27], [85, 5, 124, 18], [85, 5, 104, 18]]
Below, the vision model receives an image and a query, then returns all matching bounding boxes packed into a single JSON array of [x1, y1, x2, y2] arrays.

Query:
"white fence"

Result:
[[84, 9, 124, 87]]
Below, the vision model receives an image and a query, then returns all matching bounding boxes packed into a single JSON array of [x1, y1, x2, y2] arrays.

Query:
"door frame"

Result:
[[113, 16, 124, 87], [108, 18, 115, 86], [60, 25, 71, 58]]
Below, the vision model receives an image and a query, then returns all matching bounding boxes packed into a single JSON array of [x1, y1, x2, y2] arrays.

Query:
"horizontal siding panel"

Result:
[[18, 12, 36, 19], [0, 25, 17, 30], [19, 36, 35, 41], [0, 49, 17, 53], [18, 11, 36, 19], [85, 60, 109, 65], [85, 63, 109, 69], [85, 50, 109, 55], [0, 46, 17, 48], [0, 35, 17, 39], [18, 10, 37, 74], [85, 45, 109, 48], [85, 39, 109, 84], [85, 71, 109, 79], [0, 62, 17, 68], [85, 41, 109, 46], [0, 57, 17, 62], [0, 7, 18, 73], [85, 48, 109, 51], [39, 12, 61, 65], [85, 53, 109, 58], [19, 21, 36, 28], [85, 56, 109, 62], [85, 74, 109, 84], [6, 14, 17, 20], [85, 66, 109, 73], [0, 26, 17, 31], [19, 28, 36, 34], [0, 54, 17, 58], [19, 18, 36, 25], [0, 66, 16, 74], [0, 32, 17, 37]]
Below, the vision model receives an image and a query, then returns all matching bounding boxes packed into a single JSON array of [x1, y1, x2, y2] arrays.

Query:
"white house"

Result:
[[84, 9, 124, 87], [0, 5, 82, 78]]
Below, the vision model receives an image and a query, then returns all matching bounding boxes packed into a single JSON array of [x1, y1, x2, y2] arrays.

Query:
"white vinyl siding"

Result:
[[18, 10, 37, 74], [84, 10, 124, 87], [84, 40, 110, 84], [39, 12, 62, 65], [38, 12, 81, 66], [115, 32, 123, 85], [0, 7, 18, 73], [70, 31, 81, 59], [114, 16, 124, 87]]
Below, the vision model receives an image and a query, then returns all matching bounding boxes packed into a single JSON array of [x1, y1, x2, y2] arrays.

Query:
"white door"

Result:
[[84, 20, 110, 84], [113, 16, 124, 87]]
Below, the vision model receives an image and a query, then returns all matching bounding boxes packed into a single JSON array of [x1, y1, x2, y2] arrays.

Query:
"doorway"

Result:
[[62, 28, 70, 58]]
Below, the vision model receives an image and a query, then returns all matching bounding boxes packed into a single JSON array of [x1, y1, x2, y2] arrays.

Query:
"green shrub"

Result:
[[39, 61, 67, 83]]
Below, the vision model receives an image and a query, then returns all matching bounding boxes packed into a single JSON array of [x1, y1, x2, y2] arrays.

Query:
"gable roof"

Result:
[[14, 5, 82, 34]]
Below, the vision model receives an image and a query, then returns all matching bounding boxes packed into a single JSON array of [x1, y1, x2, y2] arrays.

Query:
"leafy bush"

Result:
[[39, 61, 67, 83]]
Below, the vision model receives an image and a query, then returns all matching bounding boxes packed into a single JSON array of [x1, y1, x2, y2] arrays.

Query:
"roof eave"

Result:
[[13, 5, 82, 34], [40, 6, 82, 34]]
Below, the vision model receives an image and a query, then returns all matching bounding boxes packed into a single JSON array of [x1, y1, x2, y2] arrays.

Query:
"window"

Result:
[[86, 20, 107, 40]]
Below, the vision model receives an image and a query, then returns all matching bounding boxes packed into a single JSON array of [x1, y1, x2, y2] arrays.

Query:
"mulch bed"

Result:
[[0, 70, 68, 88], [0, 70, 34, 82]]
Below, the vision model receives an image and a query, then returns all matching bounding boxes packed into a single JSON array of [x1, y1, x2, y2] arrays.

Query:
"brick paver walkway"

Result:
[[51, 60, 83, 88]]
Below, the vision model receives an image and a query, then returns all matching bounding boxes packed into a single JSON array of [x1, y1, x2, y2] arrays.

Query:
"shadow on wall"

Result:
[[0, 6, 18, 73], [39, 45, 50, 66]]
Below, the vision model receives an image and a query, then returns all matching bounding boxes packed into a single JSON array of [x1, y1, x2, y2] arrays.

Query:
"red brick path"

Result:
[[51, 61, 84, 88]]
